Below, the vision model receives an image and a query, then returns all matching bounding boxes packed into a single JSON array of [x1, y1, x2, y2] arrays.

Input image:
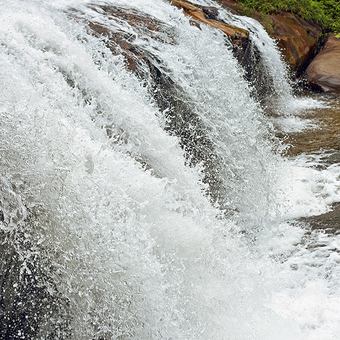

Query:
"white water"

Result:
[[1, 0, 340, 339]]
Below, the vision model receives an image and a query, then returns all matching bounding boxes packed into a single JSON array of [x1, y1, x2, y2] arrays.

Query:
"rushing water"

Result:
[[1, 0, 340, 339]]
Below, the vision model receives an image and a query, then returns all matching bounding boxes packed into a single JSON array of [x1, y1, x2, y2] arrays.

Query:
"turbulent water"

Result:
[[1, 0, 340, 339]]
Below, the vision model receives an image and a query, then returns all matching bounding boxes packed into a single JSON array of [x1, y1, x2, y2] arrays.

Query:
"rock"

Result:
[[0, 235, 72, 339], [257, 12, 321, 74], [167, 0, 249, 46], [167, 0, 276, 102], [69, 4, 230, 208], [69, 4, 175, 73], [298, 202, 340, 234], [215, 0, 322, 74], [306, 33, 340, 93], [0, 175, 71, 338]]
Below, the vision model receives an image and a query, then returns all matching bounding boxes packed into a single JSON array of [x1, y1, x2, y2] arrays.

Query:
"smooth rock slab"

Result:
[[306, 33, 340, 94]]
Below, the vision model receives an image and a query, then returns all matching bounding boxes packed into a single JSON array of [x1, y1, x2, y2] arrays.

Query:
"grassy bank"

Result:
[[234, 0, 340, 32]]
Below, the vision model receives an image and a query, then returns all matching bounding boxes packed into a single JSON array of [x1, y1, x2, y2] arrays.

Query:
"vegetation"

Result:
[[234, 0, 340, 32]]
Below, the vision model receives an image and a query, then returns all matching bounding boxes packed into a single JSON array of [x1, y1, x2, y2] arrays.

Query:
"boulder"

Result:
[[306, 33, 340, 93], [215, 0, 322, 74], [261, 13, 322, 73]]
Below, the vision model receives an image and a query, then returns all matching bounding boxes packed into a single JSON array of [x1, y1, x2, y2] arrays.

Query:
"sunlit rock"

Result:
[[167, 0, 249, 47], [216, 0, 322, 74], [306, 33, 340, 93], [263, 13, 322, 74]]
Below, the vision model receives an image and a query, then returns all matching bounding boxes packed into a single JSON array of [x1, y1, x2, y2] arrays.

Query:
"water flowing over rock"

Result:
[[167, 0, 276, 103], [2, 0, 340, 339], [69, 3, 233, 208], [256, 12, 322, 74], [168, 0, 249, 47], [306, 33, 340, 93], [0, 176, 71, 338], [299, 202, 340, 234], [215, 0, 322, 74]]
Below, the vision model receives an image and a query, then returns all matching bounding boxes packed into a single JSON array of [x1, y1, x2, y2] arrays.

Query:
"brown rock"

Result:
[[68, 4, 231, 207], [262, 13, 322, 73], [215, 0, 322, 73], [69, 4, 174, 72], [298, 202, 340, 234], [167, 0, 249, 45], [306, 33, 340, 93]]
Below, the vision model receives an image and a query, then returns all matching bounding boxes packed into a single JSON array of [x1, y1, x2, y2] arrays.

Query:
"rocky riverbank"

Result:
[[167, 0, 340, 95]]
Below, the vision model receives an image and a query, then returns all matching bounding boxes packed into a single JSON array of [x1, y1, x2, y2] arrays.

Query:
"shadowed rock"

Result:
[[69, 4, 231, 208], [0, 235, 72, 339], [0, 176, 72, 339]]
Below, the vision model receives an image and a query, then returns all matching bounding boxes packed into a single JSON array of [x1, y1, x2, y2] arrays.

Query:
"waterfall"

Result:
[[192, 0, 294, 111], [1, 0, 340, 339]]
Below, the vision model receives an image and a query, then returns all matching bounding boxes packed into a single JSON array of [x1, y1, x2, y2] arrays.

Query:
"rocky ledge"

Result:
[[216, 0, 340, 95], [168, 0, 249, 47], [298, 202, 340, 234], [71, 0, 340, 97], [306, 33, 340, 94]]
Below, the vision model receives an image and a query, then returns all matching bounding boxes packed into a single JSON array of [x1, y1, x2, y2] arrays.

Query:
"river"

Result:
[[0, 0, 340, 339]]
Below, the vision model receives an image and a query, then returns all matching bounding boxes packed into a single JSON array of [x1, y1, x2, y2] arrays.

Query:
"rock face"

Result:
[[70, 2, 280, 205], [167, 0, 275, 102], [70, 4, 231, 207], [257, 12, 321, 74], [215, 0, 322, 74], [168, 0, 249, 47], [306, 33, 340, 93]]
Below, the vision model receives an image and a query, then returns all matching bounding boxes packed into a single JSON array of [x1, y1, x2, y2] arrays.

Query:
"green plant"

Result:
[[234, 0, 340, 32]]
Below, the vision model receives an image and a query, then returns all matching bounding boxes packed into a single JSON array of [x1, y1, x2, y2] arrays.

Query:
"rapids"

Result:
[[1, 0, 340, 339]]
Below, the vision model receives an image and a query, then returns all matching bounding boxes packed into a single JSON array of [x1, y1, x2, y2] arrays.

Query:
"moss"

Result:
[[234, 0, 340, 32]]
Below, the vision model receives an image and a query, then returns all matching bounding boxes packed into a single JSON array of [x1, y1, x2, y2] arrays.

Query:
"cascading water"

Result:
[[1, 0, 340, 339]]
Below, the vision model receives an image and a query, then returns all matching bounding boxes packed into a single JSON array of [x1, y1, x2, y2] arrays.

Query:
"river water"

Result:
[[1, 0, 340, 339]]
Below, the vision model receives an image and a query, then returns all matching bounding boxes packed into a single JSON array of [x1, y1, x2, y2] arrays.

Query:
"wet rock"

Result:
[[168, 0, 274, 102], [215, 0, 322, 74], [0, 235, 72, 339], [0, 176, 71, 339], [298, 202, 340, 234], [258, 12, 321, 74], [69, 4, 230, 208], [306, 33, 340, 93], [168, 0, 249, 47], [234, 39, 276, 103], [69, 4, 175, 73]]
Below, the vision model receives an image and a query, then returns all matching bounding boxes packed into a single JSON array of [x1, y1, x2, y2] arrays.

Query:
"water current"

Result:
[[1, 0, 340, 339]]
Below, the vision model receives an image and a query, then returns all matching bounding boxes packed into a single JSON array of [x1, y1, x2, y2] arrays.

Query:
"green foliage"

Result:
[[235, 0, 340, 32]]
